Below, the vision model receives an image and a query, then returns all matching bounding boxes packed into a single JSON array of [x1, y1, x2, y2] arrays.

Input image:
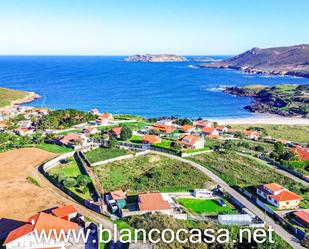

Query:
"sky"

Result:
[[0, 0, 308, 55]]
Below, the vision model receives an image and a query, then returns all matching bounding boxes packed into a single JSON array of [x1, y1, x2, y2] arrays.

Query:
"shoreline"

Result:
[[0, 91, 41, 111], [211, 114, 309, 125]]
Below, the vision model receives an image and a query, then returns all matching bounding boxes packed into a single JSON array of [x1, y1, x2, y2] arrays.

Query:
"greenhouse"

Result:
[[218, 214, 252, 226]]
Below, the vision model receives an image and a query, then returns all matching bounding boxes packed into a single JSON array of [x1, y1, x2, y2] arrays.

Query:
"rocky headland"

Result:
[[224, 84, 309, 118], [124, 54, 188, 62], [200, 44, 309, 78]]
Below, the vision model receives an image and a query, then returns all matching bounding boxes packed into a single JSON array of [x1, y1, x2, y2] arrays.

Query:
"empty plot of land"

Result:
[[0, 148, 70, 220]]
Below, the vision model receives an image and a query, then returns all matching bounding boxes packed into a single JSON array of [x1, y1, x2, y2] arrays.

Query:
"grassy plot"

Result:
[[94, 154, 213, 193], [57, 129, 83, 135], [85, 147, 130, 163], [178, 198, 236, 215], [36, 143, 73, 154], [190, 152, 309, 208], [0, 87, 30, 108], [232, 124, 309, 143], [49, 158, 93, 200]]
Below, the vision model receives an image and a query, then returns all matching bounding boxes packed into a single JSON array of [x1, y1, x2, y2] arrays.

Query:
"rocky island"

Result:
[[224, 84, 309, 118], [200, 44, 309, 78], [124, 54, 188, 62]]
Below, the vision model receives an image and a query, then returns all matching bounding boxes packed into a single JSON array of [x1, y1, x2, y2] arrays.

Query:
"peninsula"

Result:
[[0, 87, 40, 109], [200, 44, 309, 78], [124, 54, 188, 62], [224, 84, 309, 118]]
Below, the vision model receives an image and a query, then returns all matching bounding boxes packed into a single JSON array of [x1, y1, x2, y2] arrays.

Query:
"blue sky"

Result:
[[0, 0, 308, 55]]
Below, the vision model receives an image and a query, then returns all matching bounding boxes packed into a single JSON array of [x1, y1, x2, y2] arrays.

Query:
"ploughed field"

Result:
[[93, 154, 214, 194], [0, 148, 70, 220]]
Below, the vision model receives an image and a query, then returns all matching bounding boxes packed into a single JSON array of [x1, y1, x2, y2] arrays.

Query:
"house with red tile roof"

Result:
[[138, 192, 172, 214], [215, 126, 228, 134], [83, 126, 99, 135], [3, 208, 78, 249], [0, 120, 8, 131], [177, 134, 205, 150], [51, 205, 78, 221], [58, 133, 89, 149], [110, 190, 127, 209], [256, 183, 303, 209], [195, 120, 212, 129], [152, 123, 175, 134], [293, 209, 309, 228], [110, 126, 122, 137], [243, 130, 260, 140], [143, 135, 161, 144], [201, 127, 219, 136], [14, 128, 34, 136], [180, 125, 195, 133], [90, 108, 100, 115], [291, 146, 309, 161]]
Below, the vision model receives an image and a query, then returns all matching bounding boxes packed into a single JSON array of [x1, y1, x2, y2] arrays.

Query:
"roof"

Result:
[[143, 135, 161, 144], [195, 120, 212, 127], [111, 126, 122, 135], [264, 183, 285, 193], [101, 113, 112, 119], [83, 127, 98, 133], [152, 123, 175, 133], [180, 125, 194, 131], [4, 212, 77, 245], [51, 205, 78, 218], [216, 126, 226, 130], [0, 120, 8, 128], [177, 134, 201, 146], [138, 193, 172, 211], [60, 133, 83, 144], [243, 130, 259, 136], [291, 146, 309, 161], [201, 127, 216, 133], [294, 210, 309, 224], [111, 190, 126, 200], [270, 190, 303, 202]]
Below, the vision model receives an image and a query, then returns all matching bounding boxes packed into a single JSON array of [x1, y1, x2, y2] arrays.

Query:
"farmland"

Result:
[[0, 87, 32, 108]]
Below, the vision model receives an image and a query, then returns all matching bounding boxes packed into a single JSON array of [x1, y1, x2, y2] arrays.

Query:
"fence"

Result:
[[258, 154, 309, 183]]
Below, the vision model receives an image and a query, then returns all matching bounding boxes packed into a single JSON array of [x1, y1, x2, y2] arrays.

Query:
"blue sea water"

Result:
[[0, 56, 308, 118]]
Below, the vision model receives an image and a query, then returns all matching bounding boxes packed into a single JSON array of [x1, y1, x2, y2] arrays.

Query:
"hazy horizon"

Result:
[[0, 0, 308, 55]]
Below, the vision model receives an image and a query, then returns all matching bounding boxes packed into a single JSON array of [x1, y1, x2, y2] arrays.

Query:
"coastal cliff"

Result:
[[124, 54, 188, 62], [224, 84, 309, 118], [200, 44, 309, 78]]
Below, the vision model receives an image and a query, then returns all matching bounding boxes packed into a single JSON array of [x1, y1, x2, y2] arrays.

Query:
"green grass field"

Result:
[[49, 158, 92, 200], [232, 124, 309, 143], [57, 129, 83, 135], [0, 87, 30, 108], [94, 154, 213, 193], [178, 198, 236, 215], [85, 147, 130, 163], [190, 152, 309, 208], [36, 143, 73, 154]]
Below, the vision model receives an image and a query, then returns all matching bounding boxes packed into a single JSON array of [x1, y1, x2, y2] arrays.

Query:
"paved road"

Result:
[[153, 151, 305, 249], [240, 153, 308, 186]]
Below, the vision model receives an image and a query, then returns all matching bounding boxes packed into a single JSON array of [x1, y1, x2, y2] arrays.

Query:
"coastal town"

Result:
[[0, 98, 308, 249]]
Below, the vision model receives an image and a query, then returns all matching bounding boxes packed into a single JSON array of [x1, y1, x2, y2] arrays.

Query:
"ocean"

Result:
[[0, 56, 308, 118]]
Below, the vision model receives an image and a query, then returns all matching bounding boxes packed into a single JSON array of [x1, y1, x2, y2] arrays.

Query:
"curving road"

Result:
[[152, 151, 305, 249]]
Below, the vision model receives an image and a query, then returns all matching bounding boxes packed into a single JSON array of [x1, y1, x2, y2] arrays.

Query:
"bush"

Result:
[[77, 175, 91, 187], [63, 177, 77, 188], [120, 126, 133, 141]]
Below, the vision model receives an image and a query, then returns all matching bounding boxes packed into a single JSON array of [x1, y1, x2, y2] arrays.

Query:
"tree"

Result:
[[234, 131, 244, 139], [32, 132, 44, 144], [63, 177, 77, 188], [120, 126, 133, 141], [223, 140, 235, 150], [76, 175, 91, 187], [107, 136, 118, 148], [171, 141, 182, 150]]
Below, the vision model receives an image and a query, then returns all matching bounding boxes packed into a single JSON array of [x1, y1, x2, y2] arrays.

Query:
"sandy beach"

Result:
[[213, 114, 309, 125]]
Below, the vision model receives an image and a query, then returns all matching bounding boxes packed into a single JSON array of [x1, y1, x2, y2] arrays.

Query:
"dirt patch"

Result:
[[0, 148, 70, 221]]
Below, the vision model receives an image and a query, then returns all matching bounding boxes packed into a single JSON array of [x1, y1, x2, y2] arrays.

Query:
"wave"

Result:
[[203, 85, 233, 92], [188, 65, 199, 69]]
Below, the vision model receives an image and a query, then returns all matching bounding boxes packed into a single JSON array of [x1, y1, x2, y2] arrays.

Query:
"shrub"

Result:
[[63, 177, 77, 188], [120, 126, 133, 141]]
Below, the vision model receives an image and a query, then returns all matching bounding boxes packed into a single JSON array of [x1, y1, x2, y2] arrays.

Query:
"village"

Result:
[[0, 104, 308, 249]]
